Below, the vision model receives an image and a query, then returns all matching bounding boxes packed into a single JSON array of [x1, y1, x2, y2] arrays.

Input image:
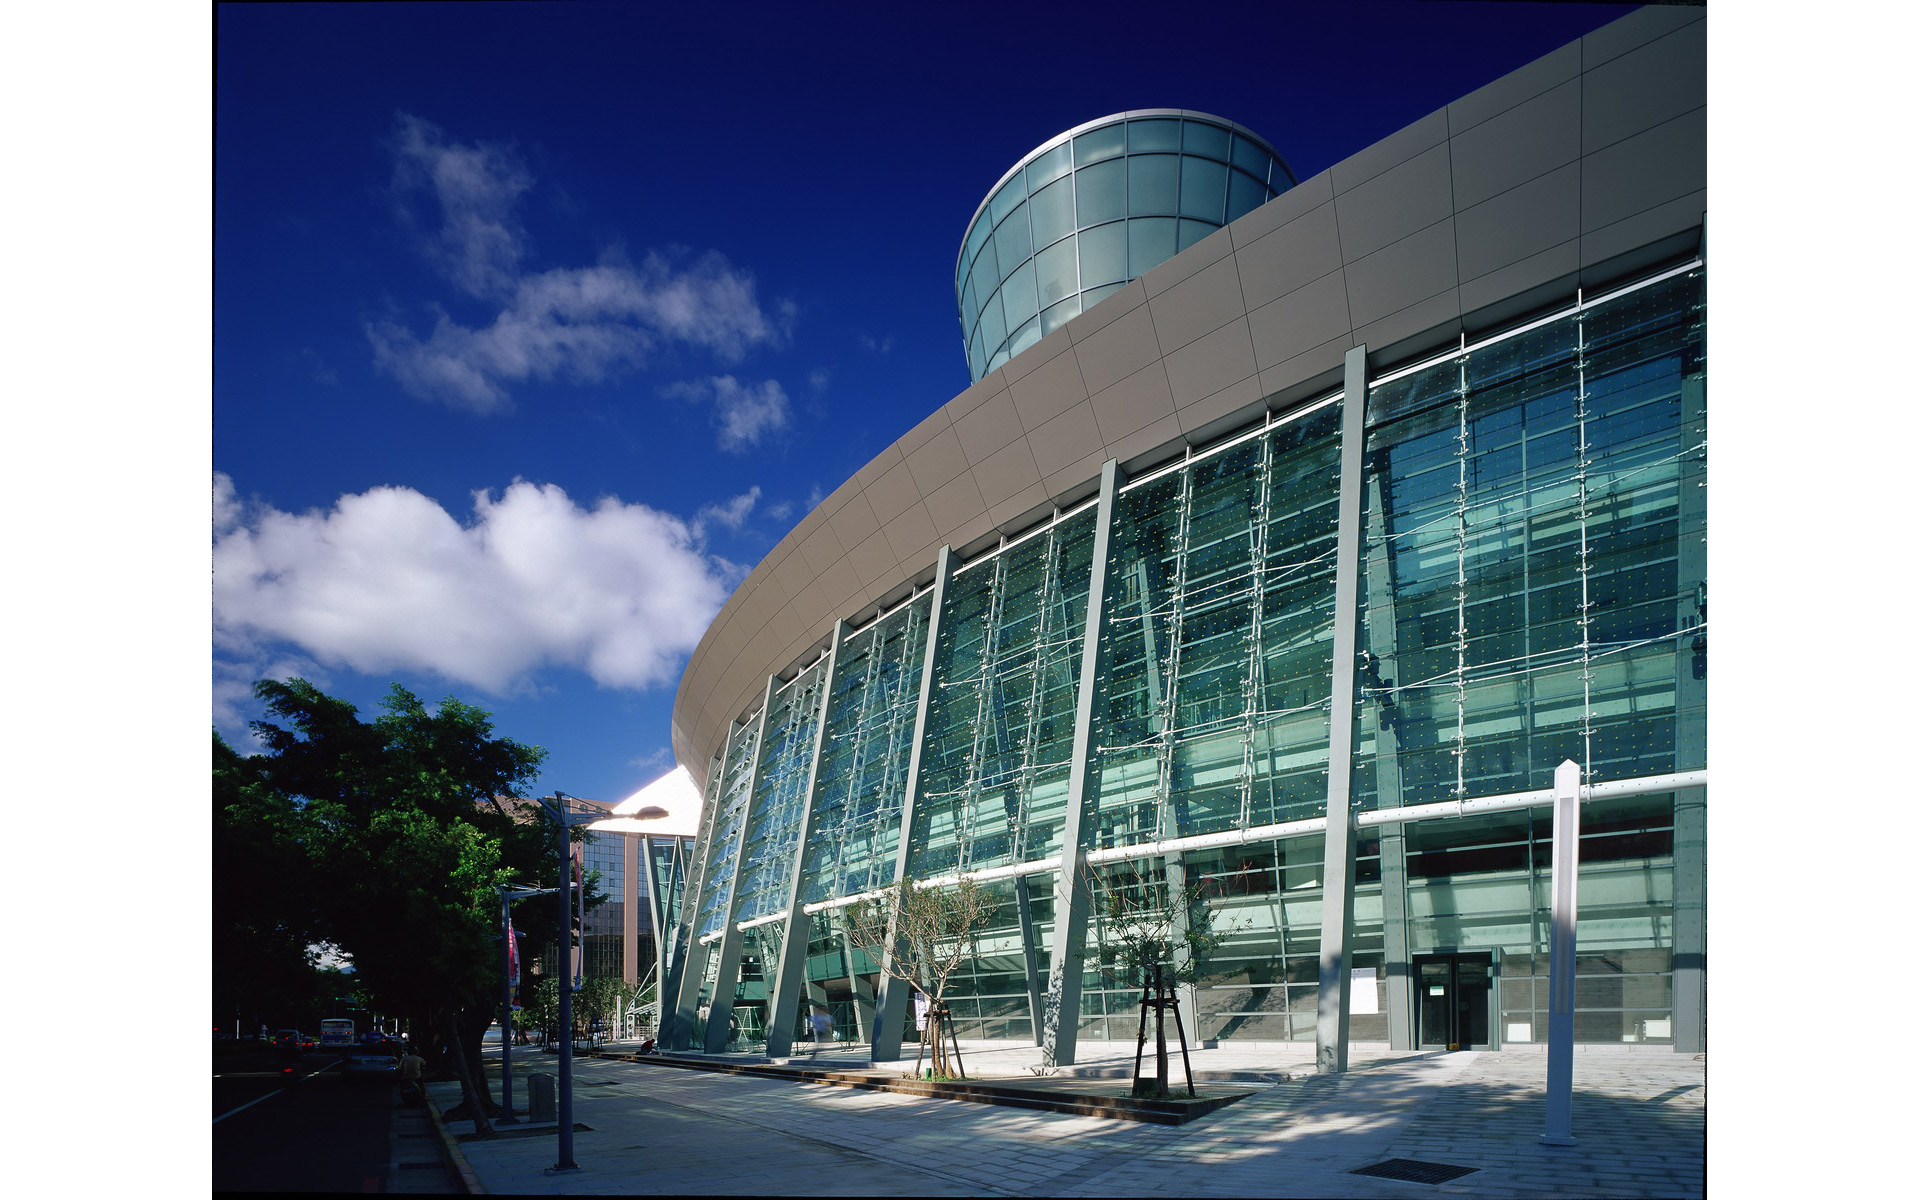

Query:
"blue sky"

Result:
[[211, 1, 1633, 805]]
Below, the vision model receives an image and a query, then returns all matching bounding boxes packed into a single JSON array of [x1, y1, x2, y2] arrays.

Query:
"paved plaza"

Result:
[[422, 1039, 1705, 1197]]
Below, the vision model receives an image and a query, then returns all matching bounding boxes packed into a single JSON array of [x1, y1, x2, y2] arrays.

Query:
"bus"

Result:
[[319, 1018, 356, 1053]]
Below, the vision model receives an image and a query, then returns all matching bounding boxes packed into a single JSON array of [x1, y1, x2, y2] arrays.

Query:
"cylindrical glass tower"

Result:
[[956, 109, 1295, 382]]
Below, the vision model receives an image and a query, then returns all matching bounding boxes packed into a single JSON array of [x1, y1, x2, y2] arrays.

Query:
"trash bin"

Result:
[[527, 1072, 556, 1123]]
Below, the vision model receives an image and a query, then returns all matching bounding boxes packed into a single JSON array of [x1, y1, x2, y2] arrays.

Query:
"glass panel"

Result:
[[1177, 218, 1219, 251], [732, 662, 828, 925], [1075, 158, 1126, 227], [988, 176, 1026, 227], [1026, 142, 1071, 191], [1007, 315, 1040, 358], [1182, 119, 1230, 161], [1034, 237, 1078, 310], [1227, 168, 1267, 223], [1179, 157, 1227, 221], [1001, 259, 1037, 328], [1073, 122, 1125, 167], [1077, 221, 1126, 287], [1128, 154, 1178, 215], [994, 204, 1031, 281], [1231, 133, 1270, 178], [1028, 177, 1075, 249], [1128, 118, 1180, 153], [1128, 217, 1178, 279], [1039, 293, 1082, 337], [979, 285, 1006, 356]]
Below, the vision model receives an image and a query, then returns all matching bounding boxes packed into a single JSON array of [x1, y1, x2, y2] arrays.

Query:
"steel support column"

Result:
[[1671, 368, 1708, 1054], [1041, 459, 1120, 1067], [1542, 759, 1582, 1145], [703, 675, 780, 1053], [872, 546, 954, 1061], [765, 623, 846, 1057], [1316, 344, 1369, 1074], [664, 754, 728, 1049], [1013, 875, 1045, 1046]]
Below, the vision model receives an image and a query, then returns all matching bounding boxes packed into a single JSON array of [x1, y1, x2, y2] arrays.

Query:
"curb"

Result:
[[423, 1091, 488, 1195]]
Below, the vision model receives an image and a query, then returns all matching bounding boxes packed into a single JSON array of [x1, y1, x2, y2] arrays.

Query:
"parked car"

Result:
[[272, 1029, 310, 1062], [342, 1047, 400, 1081]]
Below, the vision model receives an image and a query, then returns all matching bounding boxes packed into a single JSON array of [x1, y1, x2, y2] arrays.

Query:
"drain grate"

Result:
[[1351, 1158, 1480, 1185]]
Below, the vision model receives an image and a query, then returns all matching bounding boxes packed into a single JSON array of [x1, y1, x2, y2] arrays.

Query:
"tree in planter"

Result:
[[840, 878, 999, 1080], [574, 975, 626, 1046], [1085, 861, 1230, 1099]]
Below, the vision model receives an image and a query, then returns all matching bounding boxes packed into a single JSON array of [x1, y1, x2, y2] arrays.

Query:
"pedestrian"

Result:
[[398, 1044, 427, 1103], [808, 1004, 834, 1055]]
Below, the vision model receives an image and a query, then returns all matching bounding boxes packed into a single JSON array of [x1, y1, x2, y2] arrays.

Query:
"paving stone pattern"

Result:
[[430, 1041, 1703, 1197]]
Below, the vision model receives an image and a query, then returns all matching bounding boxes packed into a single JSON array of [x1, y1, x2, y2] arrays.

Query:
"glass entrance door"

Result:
[[1414, 953, 1493, 1049]]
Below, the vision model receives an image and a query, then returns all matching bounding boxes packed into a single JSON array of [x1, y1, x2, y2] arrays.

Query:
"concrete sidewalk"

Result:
[[425, 1039, 1704, 1197]]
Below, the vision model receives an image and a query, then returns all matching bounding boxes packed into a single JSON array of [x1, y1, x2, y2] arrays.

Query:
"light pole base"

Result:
[[544, 1164, 581, 1175], [1539, 1134, 1578, 1147]]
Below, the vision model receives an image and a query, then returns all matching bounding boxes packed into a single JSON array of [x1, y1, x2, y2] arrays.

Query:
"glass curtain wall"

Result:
[[907, 511, 1096, 877], [675, 267, 1703, 1048], [956, 114, 1293, 381]]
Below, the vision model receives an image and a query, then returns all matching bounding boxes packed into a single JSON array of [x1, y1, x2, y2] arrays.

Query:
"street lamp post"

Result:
[[495, 884, 555, 1125], [536, 792, 670, 1175]]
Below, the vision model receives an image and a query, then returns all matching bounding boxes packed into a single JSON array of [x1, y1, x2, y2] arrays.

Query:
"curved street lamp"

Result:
[[537, 793, 670, 1175]]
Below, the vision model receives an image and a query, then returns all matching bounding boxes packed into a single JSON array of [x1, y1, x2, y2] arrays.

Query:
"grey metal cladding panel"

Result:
[[849, 527, 900, 591], [1447, 41, 1581, 134], [1177, 374, 1265, 446], [953, 388, 1023, 465], [1007, 347, 1091, 432], [1581, 19, 1706, 152], [1579, 191, 1705, 277], [1580, 4, 1703, 72], [815, 556, 863, 614], [1108, 412, 1185, 475], [1025, 400, 1103, 479], [1343, 218, 1460, 329], [863, 458, 923, 522], [1455, 164, 1580, 282], [923, 470, 988, 535], [970, 436, 1044, 503], [1353, 288, 1462, 368], [1146, 255, 1248, 355], [1236, 200, 1343, 312], [1164, 319, 1257, 410], [1064, 277, 1147, 342], [797, 521, 848, 578], [1459, 241, 1579, 333], [1071, 304, 1163, 397], [1449, 81, 1580, 211], [1248, 268, 1353, 374], [824, 490, 881, 554], [944, 370, 1007, 422], [1580, 109, 1705, 233], [880, 501, 938, 563], [1333, 144, 1454, 262], [904, 425, 969, 497], [1088, 360, 1176, 445], [1001, 320, 1077, 387], [987, 480, 1053, 530], [1229, 171, 1334, 250], [1258, 338, 1348, 405], [895, 408, 952, 457], [1329, 109, 1448, 194]]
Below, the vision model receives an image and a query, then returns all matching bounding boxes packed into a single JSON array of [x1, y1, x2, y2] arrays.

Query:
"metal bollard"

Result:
[[527, 1072, 556, 1123]]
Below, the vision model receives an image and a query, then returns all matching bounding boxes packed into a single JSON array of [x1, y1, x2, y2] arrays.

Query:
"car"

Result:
[[342, 1047, 400, 1081]]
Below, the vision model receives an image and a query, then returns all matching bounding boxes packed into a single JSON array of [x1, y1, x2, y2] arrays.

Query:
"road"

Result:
[[212, 1046, 421, 1193]]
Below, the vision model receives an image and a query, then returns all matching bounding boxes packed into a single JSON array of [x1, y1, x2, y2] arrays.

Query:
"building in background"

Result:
[[665, 6, 1705, 1066]]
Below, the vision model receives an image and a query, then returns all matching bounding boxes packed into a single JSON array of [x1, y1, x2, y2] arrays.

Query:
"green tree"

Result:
[[1084, 863, 1228, 1099], [840, 878, 999, 1079], [216, 678, 587, 1138]]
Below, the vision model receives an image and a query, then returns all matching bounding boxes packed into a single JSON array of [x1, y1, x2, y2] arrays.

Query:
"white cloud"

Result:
[[374, 114, 791, 412], [695, 486, 760, 533], [390, 113, 532, 300], [212, 473, 740, 695], [664, 375, 792, 453]]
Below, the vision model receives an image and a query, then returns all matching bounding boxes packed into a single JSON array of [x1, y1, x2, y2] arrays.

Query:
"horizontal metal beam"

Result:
[[733, 767, 1706, 929]]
